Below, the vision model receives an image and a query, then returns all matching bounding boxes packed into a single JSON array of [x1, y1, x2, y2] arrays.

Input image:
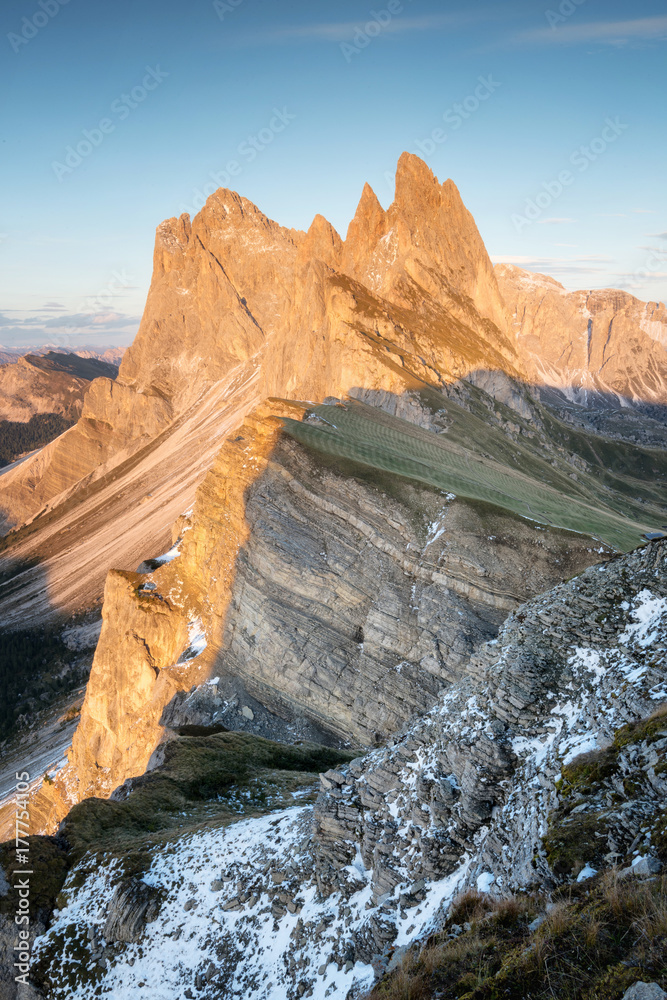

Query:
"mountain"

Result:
[[0, 346, 125, 367], [0, 153, 665, 1000], [0, 351, 121, 472], [496, 264, 667, 443], [3, 539, 665, 1000], [0, 351, 119, 423]]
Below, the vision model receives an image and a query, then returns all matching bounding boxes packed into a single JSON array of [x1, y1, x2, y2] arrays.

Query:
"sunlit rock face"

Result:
[[496, 262, 667, 406], [1, 152, 665, 848]]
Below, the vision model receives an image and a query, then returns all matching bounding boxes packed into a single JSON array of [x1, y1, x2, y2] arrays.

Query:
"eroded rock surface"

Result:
[[497, 263, 667, 407], [26, 542, 666, 999]]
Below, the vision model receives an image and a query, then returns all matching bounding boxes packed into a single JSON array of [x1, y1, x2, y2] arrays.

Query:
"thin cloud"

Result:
[[536, 217, 576, 224], [615, 272, 667, 287], [596, 213, 627, 218], [41, 312, 139, 330], [233, 10, 494, 46], [492, 254, 611, 276], [513, 16, 667, 47], [647, 232, 667, 240], [634, 209, 655, 214]]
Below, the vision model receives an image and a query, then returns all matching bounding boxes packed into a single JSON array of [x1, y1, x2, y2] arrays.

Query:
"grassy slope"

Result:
[[281, 390, 667, 551]]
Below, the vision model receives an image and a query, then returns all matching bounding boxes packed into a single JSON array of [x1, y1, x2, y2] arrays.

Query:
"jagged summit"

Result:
[[0, 154, 665, 1000], [0, 153, 520, 534]]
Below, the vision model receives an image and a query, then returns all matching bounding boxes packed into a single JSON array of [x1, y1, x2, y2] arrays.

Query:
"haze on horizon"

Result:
[[1, 0, 666, 350]]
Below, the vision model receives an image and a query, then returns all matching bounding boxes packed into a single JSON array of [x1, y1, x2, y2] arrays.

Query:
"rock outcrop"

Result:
[[0, 352, 119, 424], [24, 540, 667, 999], [313, 539, 667, 904], [496, 263, 667, 406]]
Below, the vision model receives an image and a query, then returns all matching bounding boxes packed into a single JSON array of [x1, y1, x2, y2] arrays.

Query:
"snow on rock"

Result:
[[576, 864, 598, 882], [178, 618, 208, 663], [31, 541, 667, 998], [153, 542, 182, 566]]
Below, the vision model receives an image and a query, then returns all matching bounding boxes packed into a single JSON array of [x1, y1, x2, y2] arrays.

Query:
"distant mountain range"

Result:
[[0, 345, 125, 367]]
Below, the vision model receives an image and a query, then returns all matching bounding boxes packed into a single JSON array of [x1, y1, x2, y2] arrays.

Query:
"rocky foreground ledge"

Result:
[[2, 540, 665, 999]]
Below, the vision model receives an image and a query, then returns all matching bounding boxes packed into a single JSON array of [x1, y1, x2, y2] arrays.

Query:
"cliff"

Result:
[[1, 154, 665, 845], [496, 263, 667, 406], [15, 539, 666, 999]]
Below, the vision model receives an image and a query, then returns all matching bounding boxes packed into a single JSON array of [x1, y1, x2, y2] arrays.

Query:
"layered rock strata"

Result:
[[313, 539, 667, 906], [25, 540, 666, 1000]]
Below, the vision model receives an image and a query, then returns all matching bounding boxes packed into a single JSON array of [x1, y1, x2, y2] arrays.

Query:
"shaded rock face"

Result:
[[496, 263, 667, 406], [313, 539, 667, 910], [27, 542, 667, 1000], [207, 434, 604, 745]]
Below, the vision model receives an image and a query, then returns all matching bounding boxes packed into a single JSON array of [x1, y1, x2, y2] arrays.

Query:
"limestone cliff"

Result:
[[0, 154, 516, 533], [496, 262, 667, 406]]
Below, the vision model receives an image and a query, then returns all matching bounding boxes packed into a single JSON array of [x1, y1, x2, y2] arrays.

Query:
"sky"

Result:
[[1, 0, 666, 349]]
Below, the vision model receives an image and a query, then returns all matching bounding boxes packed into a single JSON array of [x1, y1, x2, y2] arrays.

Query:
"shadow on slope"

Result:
[[279, 375, 666, 551]]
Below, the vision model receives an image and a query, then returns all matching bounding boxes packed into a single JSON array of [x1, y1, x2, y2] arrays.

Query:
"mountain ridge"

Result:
[[0, 151, 665, 851]]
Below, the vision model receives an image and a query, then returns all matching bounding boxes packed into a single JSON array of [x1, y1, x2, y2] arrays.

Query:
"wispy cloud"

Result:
[[513, 16, 667, 47], [492, 254, 612, 277], [0, 310, 138, 348], [536, 217, 576, 225], [615, 271, 667, 287], [231, 10, 496, 46]]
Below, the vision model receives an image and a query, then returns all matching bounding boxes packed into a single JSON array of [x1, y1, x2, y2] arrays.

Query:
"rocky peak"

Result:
[[341, 181, 387, 279], [341, 153, 511, 344], [153, 213, 192, 276], [297, 213, 342, 269]]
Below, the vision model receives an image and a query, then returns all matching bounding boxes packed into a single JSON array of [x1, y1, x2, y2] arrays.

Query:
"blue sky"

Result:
[[1, 0, 666, 349]]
